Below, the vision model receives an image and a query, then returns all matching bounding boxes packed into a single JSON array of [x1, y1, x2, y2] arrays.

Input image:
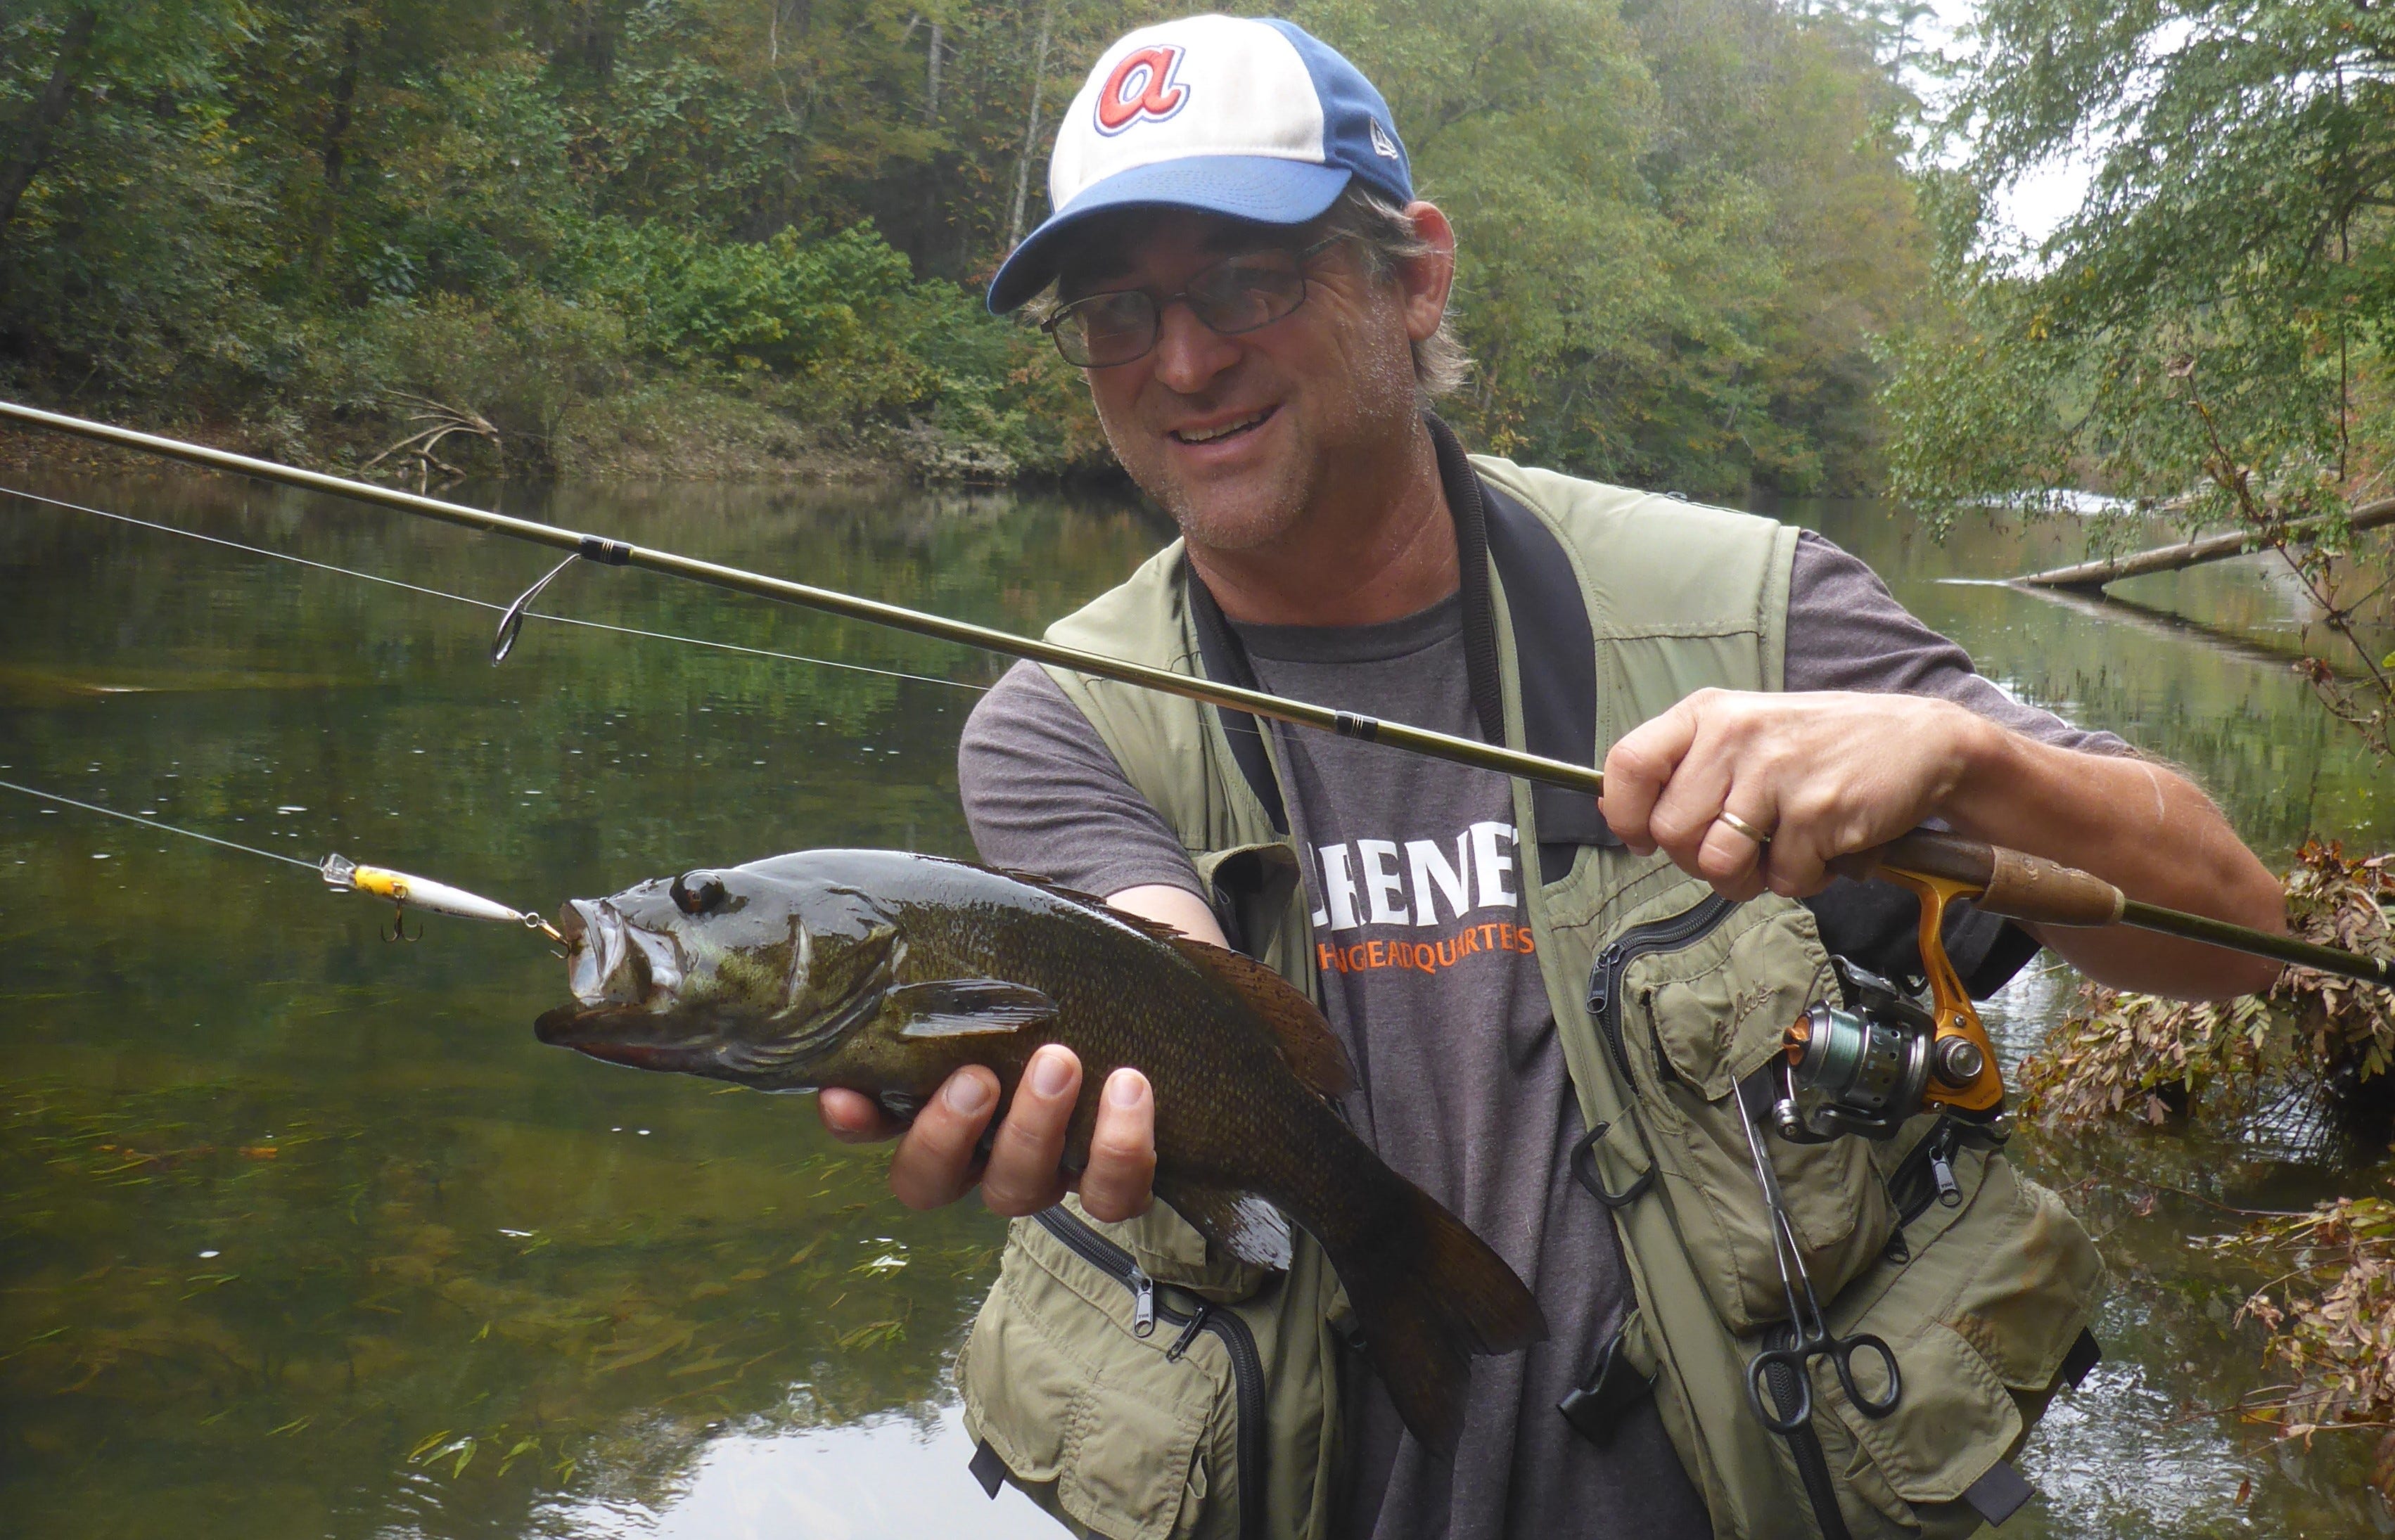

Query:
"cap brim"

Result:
[[987, 157, 1353, 314]]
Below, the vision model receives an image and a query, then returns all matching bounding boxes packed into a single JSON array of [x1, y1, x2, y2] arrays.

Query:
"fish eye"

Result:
[[671, 871, 729, 916]]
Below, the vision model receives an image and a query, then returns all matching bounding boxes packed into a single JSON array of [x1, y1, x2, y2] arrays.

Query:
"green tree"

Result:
[[1884, 0, 2395, 752], [0, 0, 1930, 496]]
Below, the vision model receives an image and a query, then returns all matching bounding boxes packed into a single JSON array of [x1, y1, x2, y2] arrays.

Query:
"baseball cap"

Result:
[[985, 15, 1414, 314]]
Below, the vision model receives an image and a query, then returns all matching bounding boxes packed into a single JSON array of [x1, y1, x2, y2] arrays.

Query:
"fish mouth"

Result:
[[541, 897, 713, 1071], [557, 897, 682, 1008], [533, 1002, 722, 1073]]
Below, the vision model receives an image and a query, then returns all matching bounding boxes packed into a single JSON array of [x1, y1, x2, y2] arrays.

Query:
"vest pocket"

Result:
[[1798, 1143, 2105, 1534], [1592, 894, 1893, 1335], [960, 1198, 1263, 1540]]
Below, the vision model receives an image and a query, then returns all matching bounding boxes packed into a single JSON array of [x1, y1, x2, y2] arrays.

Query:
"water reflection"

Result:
[[527, 1408, 1054, 1539], [0, 470, 2387, 1538]]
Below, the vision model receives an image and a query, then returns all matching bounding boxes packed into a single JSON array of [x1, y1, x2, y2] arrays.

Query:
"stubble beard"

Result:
[[1108, 366, 1422, 560], [1133, 428, 1321, 556]]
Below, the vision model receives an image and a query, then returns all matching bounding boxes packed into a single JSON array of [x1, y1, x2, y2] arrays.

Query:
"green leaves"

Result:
[[1301, 0, 1928, 495], [1893, 0, 2395, 518]]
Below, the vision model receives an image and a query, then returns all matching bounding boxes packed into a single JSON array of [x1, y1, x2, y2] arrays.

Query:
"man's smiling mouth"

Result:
[[1170, 407, 1274, 444]]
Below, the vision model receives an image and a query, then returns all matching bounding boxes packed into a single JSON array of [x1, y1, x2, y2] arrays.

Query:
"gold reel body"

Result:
[[1780, 868, 2006, 1141]]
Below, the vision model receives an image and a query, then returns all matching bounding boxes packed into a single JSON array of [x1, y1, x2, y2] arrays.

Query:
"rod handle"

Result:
[[1847, 829, 2127, 928]]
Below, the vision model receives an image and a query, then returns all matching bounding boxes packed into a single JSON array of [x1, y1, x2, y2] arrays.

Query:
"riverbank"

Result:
[[0, 385, 1066, 489]]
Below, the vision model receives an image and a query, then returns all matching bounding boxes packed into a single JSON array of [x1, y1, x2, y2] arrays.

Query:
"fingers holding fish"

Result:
[[816, 1086, 903, 1144], [886, 1067, 1003, 1210], [976, 1045, 1081, 1217], [1078, 1068, 1156, 1223]]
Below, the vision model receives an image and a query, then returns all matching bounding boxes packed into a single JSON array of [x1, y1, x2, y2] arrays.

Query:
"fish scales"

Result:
[[535, 848, 1545, 1453], [878, 882, 1372, 1238]]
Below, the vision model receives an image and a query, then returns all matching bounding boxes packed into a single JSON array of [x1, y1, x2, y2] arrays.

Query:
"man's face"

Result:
[[1057, 209, 1433, 553]]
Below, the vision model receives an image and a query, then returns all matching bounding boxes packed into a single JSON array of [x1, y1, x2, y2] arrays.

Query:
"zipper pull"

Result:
[[1587, 944, 1623, 1016], [1165, 1305, 1211, 1361], [1130, 1266, 1157, 1337], [1930, 1127, 1962, 1208]]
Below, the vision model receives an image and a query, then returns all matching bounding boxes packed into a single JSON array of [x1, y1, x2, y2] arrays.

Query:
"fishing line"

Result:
[[0, 776, 320, 871], [0, 777, 565, 943], [0, 485, 985, 693]]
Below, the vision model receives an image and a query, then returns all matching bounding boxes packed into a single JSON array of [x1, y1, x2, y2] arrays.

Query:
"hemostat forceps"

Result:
[[1732, 1084, 1903, 1433]]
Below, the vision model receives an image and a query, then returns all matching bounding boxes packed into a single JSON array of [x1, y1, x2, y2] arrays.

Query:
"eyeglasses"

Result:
[[1042, 236, 1346, 368]]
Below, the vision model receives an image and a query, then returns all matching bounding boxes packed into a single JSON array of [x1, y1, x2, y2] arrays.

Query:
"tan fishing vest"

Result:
[[957, 452, 2105, 1540]]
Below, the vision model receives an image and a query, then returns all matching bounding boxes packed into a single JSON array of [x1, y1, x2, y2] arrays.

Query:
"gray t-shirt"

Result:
[[957, 529, 2124, 1540]]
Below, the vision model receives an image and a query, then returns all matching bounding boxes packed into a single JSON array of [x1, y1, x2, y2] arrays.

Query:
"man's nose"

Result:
[[1148, 297, 1241, 393]]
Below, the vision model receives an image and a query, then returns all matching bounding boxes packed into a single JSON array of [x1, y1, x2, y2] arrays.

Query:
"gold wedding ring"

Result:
[[1717, 809, 1773, 847]]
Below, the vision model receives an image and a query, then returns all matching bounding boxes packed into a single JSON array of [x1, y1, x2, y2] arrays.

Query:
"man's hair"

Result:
[[1315, 186, 1471, 401], [1026, 188, 1472, 400]]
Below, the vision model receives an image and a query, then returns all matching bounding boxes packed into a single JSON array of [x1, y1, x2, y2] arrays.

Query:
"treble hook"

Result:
[[492, 552, 580, 664], [383, 904, 422, 943]]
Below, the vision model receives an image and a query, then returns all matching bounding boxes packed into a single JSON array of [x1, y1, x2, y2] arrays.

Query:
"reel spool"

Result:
[[1775, 868, 2007, 1143]]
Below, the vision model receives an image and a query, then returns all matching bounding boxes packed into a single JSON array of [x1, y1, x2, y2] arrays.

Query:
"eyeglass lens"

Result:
[[1054, 252, 1311, 367]]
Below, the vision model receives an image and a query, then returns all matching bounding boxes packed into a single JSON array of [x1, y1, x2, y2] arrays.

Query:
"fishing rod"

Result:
[[5, 399, 2388, 1129]]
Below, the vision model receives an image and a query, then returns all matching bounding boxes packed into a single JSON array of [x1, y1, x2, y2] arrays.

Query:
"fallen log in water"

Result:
[[2013, 496, 2395, 591]]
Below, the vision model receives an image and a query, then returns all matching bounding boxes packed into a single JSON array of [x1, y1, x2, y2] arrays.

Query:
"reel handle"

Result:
[[1881, 866, 2005, 1116], [1817, 827, 2130, 1121], [1848, 829, 2127, 929]]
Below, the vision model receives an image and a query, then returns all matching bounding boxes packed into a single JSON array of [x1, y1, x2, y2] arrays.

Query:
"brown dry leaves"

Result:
[[2019, 843, 2395, 1488], [2019, 842, 2395, 1128], [2222, 1194, 2395, 1494]]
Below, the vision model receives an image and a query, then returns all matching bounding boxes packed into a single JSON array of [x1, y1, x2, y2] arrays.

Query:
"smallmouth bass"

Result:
[[535, 849, 1546, 1454]]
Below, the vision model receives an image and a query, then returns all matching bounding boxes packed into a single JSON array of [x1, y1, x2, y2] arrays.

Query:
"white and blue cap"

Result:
[[986, 15, 1413, 313]]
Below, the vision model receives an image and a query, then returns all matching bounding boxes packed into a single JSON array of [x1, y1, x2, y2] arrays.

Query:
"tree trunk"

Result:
[[0, 7, 100, 242], [2014, 497, 2395, 590], [926, 23, 943, 122], [321, 22, 362, 187], [1007, 0, 1056, 250]]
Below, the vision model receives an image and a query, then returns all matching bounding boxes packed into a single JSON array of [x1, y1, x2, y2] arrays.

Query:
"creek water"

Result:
[[0, 466, 2387, 1539]]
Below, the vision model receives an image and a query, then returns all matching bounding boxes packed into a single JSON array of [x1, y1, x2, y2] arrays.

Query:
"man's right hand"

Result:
[[816, 1046, 1158, 1223]]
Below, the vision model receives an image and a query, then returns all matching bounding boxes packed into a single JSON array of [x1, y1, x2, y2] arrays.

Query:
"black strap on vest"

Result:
[[1426, 414, 1508, 745], [1185, 565, 1290, 834]]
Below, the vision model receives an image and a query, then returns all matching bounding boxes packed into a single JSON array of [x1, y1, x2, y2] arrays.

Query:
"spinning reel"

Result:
[[1773, 868, 2009, 1144]]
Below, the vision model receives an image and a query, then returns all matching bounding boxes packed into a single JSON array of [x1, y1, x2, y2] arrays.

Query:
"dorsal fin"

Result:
[[1168, 935, 1355, 1098]]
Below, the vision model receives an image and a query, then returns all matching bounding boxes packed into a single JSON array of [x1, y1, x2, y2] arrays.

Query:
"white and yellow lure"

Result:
[[321, 853, 565, 943]]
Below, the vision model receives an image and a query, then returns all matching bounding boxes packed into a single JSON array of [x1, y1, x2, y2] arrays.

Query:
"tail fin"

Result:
[[1331, 1177, 1548, 1456]]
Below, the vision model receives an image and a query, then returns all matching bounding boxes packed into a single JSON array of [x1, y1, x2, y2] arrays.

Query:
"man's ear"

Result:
[[1396, 200, 1457, 345]]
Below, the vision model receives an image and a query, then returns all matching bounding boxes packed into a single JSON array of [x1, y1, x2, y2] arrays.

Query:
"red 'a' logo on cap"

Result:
[[1094, 45, 1189, 135]]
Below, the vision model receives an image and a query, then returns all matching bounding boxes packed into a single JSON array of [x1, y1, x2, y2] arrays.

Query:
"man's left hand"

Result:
[[1597, 686, 2286, 999], [1599, 687, 1975, 902]]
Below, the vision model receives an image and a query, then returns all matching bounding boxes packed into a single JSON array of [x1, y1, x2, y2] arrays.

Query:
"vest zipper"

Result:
[[1031, 1206, 1268, 1539], [1587, 897, 1852, 1538], [1585, 894, 1739, 1082], [1886, 1116, 1969, 1228]]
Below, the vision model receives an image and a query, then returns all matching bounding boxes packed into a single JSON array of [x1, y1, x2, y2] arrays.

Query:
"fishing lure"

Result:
[[321, 853, 565, 944]]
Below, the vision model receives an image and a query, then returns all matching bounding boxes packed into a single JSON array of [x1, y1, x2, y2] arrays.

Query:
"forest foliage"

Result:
[[0, 0, 1930, 490]]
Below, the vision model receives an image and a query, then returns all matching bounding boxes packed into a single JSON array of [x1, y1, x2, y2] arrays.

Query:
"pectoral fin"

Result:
[[889, 979, 1057, 1037]]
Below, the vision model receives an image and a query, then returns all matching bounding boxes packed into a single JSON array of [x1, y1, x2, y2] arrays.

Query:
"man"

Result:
[[821, 15, 2285, 1539]]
